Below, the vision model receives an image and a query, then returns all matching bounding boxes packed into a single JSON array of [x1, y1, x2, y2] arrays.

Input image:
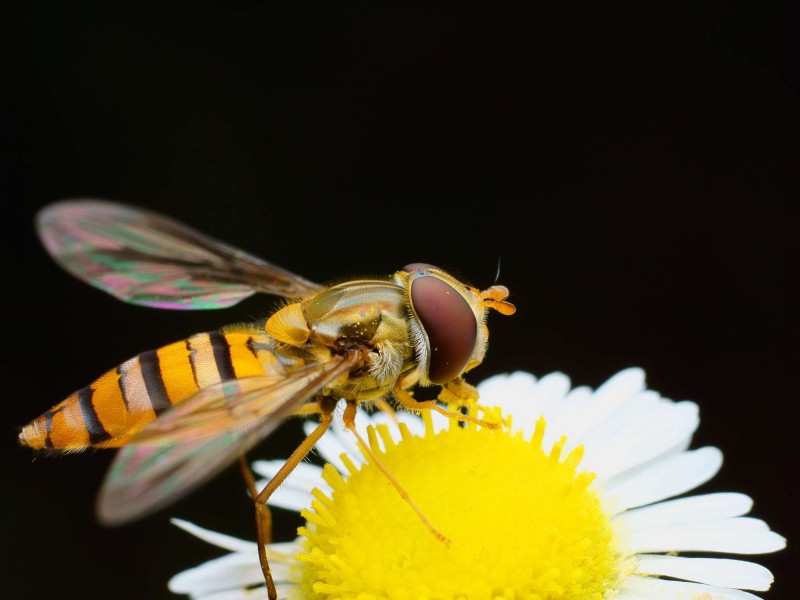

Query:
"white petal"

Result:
[[527, 372, 573, 444], [189, 589, 252, 600], [168, 553, 265, 596], [304, 421, 363, 472], [617, 493, 753, 530], [478, 371, 584, 439], [254, 479, 318, 511], [476, 371, 538, 407], [627, 517, 787, 555], [476, 372, 538, 436], [171, 519, 257, 553], [635, 555, 774, 591], [248, 460, 328, 511], [622, 574, 764, 599], [251, 460, 324, 484], [551, 368, 647, 444], [595, 367, 647, 398], [530, 371, 572, 409], [600, 447, 723, 511], [429, 407, 452, 432], [197, 591, 254, 600], [168, 532, 300, 596], [560, 389, 660, 453], [303, 406, 432, 475], [583, 400, 700, 479], [546, 385, 593, 435]]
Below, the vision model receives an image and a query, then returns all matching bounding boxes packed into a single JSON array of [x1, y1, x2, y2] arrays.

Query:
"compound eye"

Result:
[[410, 276, 477, 384], [402, 262, 436, 273]]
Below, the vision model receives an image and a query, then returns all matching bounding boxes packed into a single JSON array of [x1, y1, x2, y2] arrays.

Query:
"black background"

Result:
[[3, 2, 797, 598]]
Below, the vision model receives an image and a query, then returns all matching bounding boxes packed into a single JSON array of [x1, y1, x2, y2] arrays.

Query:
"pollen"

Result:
[[297, 412, 624, 599]]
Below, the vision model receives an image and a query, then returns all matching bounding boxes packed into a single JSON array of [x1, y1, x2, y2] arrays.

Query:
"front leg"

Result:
[[437, 377, 480, 407], [393, 383, 499, 429]]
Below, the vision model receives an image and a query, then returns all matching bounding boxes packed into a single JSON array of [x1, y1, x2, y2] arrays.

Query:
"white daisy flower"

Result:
[[169, 368, 785, 599]]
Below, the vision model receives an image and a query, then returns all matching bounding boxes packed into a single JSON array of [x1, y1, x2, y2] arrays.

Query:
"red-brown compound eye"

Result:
[[402, 262, 435, 272], [410, 275, 478, 384]]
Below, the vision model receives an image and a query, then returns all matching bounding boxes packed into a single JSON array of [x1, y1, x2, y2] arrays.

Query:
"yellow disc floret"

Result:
[[297, 412, 623, 599]]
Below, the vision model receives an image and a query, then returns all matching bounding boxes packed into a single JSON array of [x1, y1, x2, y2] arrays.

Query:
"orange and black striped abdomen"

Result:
[[19, 330, 272, 452]]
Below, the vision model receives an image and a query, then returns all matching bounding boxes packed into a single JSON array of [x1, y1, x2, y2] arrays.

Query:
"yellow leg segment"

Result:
[[248, 397, 337, 599], [342, 400, 450, 545], [394, 384, 499, 429]]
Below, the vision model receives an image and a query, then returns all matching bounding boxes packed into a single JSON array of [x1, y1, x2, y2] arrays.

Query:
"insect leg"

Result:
[[239, 456, 273, 543], [241, 399, 335, 549], [252, 396, 338, 600], [342, 400, 450, 545], [393, 385, 500, 429], [373, 396, 400, 425], [437, 377, 480, 407]]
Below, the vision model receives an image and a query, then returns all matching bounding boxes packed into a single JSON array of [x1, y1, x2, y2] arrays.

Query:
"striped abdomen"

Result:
[[19, 330, 274, 452]]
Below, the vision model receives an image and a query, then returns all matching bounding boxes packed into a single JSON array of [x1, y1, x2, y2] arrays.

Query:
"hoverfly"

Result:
[[19, 199, 515, 598]]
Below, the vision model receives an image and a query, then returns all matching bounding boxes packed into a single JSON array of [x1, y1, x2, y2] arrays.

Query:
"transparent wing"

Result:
[[96, 351, 361, 525], [37, 199, 322, 309]]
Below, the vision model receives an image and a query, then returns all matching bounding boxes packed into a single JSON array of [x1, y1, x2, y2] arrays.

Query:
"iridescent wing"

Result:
[[37, 199, 322, 309], [96, 350, 361, 525]]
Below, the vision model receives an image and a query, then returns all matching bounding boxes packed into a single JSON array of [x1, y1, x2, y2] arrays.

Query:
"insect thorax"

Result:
[[266, 279, 415, 402]]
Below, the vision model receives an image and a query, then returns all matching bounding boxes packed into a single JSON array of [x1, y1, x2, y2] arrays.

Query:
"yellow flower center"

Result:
[[297, 412, 622, 599]]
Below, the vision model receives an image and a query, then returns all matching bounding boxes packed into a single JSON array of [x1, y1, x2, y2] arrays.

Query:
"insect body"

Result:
[[19, 330, 271, 451], [19, 199, 515, 598]]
